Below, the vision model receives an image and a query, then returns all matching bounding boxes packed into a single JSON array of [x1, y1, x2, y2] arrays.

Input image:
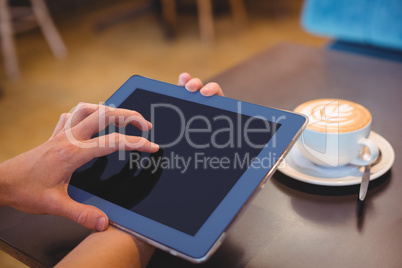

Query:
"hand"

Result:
[[0, 103, 159, 231], [56, 74, 225, 267], [178, 72, 224, 96], [0, 73, 224, 234]]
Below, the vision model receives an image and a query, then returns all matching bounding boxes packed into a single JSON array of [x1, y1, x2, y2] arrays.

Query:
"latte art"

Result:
[[294, 99, 371, 133]]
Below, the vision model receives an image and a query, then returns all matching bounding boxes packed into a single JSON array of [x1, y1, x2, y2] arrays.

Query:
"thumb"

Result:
[[55, 197, 109, 231]]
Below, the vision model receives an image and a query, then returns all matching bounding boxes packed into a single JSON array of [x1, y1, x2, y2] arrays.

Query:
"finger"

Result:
[[200, 82, 225, 97], [185, 78, 204, 92], [72, 106, 152, 140], [178, 72, 192, 86], [52, 196, 109, 231], [65, 103, 100, 130], [51, 113, 70, 139], [92, 134, 159, 155], [76, 134, 159, 163]]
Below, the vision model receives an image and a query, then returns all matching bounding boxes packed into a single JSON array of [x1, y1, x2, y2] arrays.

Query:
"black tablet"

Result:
[[68, 75, 307, 263]]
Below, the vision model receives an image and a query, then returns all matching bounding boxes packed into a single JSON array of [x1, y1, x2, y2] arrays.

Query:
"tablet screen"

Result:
[[71, 89, 281, 236]]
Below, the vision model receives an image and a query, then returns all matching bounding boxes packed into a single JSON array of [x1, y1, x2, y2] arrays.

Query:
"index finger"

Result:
[[71, 105, 152, 140]]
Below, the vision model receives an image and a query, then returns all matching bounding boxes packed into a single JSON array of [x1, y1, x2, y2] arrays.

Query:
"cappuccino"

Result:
[[294, 98, 378, 167], [294, 99, 371, 133]]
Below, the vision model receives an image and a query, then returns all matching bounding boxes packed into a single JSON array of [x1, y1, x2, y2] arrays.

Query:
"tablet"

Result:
[[68, 75, 307, 263]]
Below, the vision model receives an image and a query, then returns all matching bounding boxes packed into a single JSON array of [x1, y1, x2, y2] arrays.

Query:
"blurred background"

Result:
[[0, 0, 326, 266]]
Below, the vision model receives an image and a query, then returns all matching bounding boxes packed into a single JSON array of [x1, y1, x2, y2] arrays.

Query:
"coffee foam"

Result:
[[294, 99, 371, 133]]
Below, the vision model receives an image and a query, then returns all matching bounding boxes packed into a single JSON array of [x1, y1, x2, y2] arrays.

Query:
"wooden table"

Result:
[[1, 43, 402, 267]]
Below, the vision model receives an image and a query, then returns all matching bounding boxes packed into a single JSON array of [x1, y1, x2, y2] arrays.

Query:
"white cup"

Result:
[[294, 99, 379, 167]]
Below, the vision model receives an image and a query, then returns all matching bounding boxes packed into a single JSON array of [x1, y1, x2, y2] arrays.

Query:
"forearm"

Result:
[[0, 161, 7, 207], [0, 150, 48, 213], [56, 226, 155, 268], [0, 158, 18, 207]]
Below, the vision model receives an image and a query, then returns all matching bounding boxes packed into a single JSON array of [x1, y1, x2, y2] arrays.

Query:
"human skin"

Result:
[[0, 73, 223, 267], [56, 73, 224, 267]]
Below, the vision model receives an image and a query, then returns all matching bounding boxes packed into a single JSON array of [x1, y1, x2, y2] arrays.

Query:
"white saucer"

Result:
[[277, 131, 395, 186]]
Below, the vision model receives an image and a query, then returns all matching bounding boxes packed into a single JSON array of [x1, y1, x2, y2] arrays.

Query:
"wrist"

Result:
[[56, 225, 156, 268], [0, 153, 31, 209], [108, 226, 156, 258]]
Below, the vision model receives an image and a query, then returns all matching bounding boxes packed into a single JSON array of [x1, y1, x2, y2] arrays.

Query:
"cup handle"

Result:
[[350, 138, 379, 166]]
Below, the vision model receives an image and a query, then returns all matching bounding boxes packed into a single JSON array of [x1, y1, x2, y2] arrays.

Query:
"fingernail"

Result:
[[178, 78, 185, 86], [185, 82, 195, 92], [151, 142, 160, 150], [96, 217, 107, 231], [201, 87, 212, 97]]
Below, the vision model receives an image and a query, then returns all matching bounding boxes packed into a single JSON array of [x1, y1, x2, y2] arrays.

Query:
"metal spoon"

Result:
[[356, 150, 382, 218]]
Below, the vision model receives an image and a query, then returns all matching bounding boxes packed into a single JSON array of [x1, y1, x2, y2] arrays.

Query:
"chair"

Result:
[[161, 0, 248, 44], [0, 0, 67, 79], [94, 0, 247, 44], [301, 0, 402, 63]]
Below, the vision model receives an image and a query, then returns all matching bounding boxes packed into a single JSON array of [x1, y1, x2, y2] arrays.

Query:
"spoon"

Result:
[[356, 149, 382, 218]]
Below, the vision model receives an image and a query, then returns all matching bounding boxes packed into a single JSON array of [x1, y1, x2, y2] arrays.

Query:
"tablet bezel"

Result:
[[68, 75, 307, 263]]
